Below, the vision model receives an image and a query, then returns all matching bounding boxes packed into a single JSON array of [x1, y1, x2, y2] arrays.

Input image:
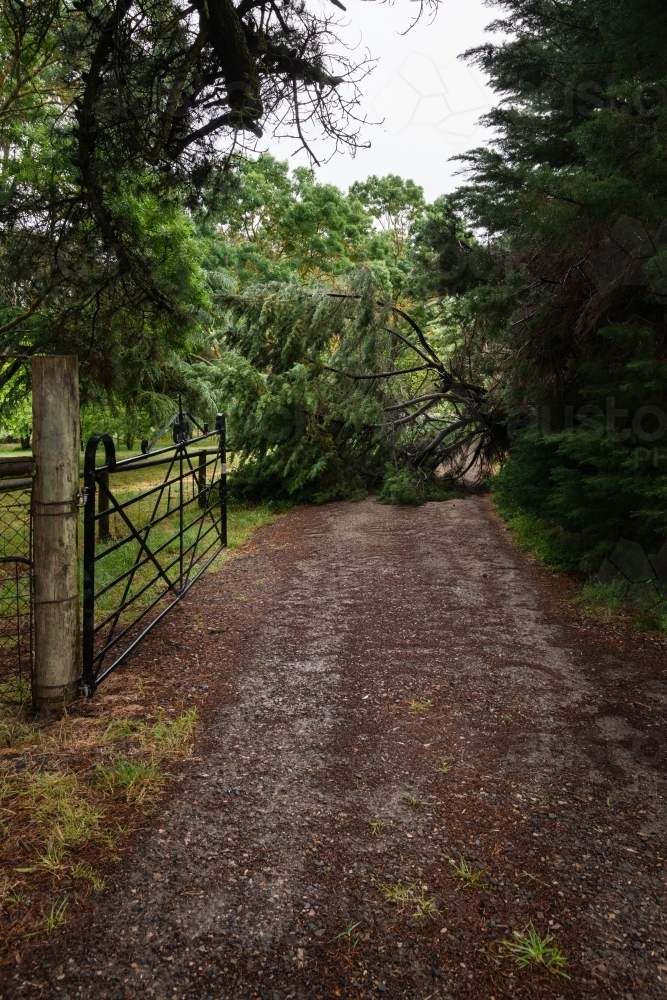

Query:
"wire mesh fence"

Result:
[[0, 484, 33, 705]]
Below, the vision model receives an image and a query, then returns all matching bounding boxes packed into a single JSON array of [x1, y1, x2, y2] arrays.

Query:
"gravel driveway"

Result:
[[10, 497, 667, 1000]]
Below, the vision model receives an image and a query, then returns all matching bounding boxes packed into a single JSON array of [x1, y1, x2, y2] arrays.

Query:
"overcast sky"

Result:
[[265, 0, 502, 201]]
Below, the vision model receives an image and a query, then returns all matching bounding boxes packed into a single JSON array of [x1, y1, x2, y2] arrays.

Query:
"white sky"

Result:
[[266, 0, 501, 201]]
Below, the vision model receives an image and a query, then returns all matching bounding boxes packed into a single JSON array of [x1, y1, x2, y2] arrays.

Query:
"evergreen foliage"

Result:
[[0, 0, 383, 407], [6, 0, 667, 549], [409, 0, 667, 565]]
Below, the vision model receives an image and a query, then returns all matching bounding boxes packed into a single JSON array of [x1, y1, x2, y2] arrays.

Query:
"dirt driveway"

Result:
[[10, 497, 667, 1000]]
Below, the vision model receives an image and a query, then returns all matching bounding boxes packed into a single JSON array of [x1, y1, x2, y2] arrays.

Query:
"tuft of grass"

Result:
[[5, 889, 28, 905], [373, 878, 439, 920], [71, 861, 106, 892], [438, 755, 454, 774], [414, 894, 440, 919], [99, 821, 129, 850], [24, 898, 69, 937], [41, 898, 68, 933], [409, 699, 434, 714], [331, 920, 362, 947], [405, 794, 428, 808], [578, 578, 667, 634], [490, 501, 584, 574], [146, 709, 197, 758], [449, 856, 490, 890], [103, 718, 138, 742], [369, 819, 388, 836], [1, 708, 200, 950], [25, 772, 102, 847], [35, 841, 67, 875], [499, 923, 569, 977], [103, 710, 197, 760], [578, 579, 625, 619], [95, 759, 164, 804]]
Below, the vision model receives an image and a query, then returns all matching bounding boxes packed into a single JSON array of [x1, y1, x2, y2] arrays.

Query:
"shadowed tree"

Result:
[[0, 0, 436, 403]]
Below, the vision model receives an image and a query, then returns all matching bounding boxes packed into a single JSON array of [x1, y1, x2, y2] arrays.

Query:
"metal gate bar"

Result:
[[81, 412, 226, 693]]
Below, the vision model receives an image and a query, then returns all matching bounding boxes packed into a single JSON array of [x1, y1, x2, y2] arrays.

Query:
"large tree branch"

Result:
[[192, 0, 262, 119], [373, 397, 442, 428], [153, 30, 209, 159], [384, 393, 447, 411], [414, 418, 476, 466], [325, 363, 431, 380]]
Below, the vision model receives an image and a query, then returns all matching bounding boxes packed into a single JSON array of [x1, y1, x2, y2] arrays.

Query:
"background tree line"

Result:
[[2, 0, 667, 595]]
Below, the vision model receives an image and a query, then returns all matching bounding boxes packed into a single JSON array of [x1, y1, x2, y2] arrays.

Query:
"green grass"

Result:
[[25, 772, 102, 848], [71, 861, 106, 892], [0, 704, 199, 950], [95, 759, 165, 804], [499, 923, 569, 977], [228, 499, 291, 547], [449, 856, 490, 890], [94, 710, 197, 803], [409, 699, 434, 714], [494, 497, 667, 635], [40, 898, 68, 934], [0, 449, 288, 656], [5, 888, 28, 905], [91, 462, 219, 622], [373, 878, 439, 919], [102, 709, 196, 758], [492, 506, 584, 574], [91, 469, 285, 629], [578, 578, 667, 633], [145, 708, 197, 756], [331, 920, 362, 946]]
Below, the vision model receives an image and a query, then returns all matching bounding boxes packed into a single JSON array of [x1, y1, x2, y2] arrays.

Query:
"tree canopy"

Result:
[[435, 0, 667, 567], [2, 0, 667, 573], [0, 0, 405, 406]]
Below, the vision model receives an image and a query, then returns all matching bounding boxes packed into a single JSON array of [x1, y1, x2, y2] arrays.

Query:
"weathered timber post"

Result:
[[32, 356, 81, 709]]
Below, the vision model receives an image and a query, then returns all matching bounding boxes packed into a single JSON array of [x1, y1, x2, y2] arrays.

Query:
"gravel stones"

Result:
[[9, 498, 667, 1000]]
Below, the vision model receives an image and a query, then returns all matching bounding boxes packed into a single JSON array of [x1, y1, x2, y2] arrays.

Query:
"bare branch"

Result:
[[325, 364, 431, 380]]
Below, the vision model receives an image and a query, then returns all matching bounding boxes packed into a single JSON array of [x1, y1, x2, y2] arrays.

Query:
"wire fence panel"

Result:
[[81, 413, 226, 693], [0, 482, 33, 705]]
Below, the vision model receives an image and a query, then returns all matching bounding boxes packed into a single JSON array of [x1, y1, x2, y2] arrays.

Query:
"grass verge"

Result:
[[492, 498, 667, 636], [0, 497, 287, 959], [0, 703, 197, 952]]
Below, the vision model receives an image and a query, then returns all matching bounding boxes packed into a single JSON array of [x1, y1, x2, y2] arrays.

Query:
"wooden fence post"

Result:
[[32, 356, 81, 709]]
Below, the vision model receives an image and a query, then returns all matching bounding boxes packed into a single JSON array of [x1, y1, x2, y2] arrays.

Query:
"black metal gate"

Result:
[[81, 412, 226, 693]]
